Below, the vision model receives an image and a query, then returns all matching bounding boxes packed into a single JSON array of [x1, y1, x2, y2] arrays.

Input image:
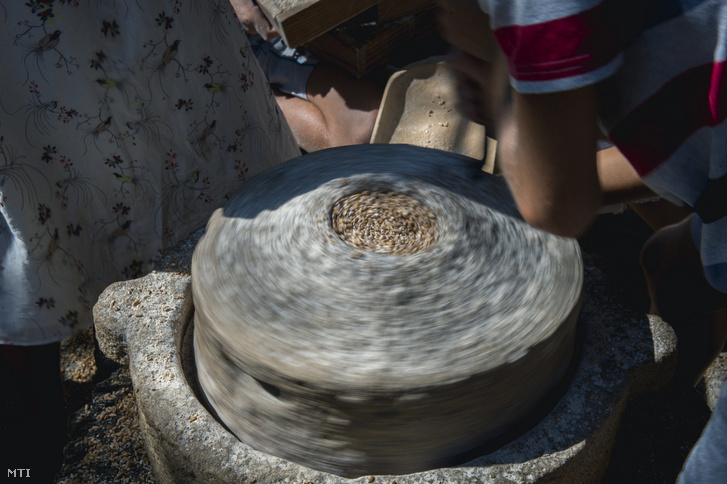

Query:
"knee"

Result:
[[345, 108, 379, 146]]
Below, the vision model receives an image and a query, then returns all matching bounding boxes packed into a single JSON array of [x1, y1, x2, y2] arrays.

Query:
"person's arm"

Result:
[[229, 0, 279, 40], [448, 44, 603, 237], [597, 146, 655, 206], [447, 48, 510, 135], [497, 86, 602, 238], [440, 0, 652, 238], [437, 0, 498, 62], [439, 0, 601, 237]]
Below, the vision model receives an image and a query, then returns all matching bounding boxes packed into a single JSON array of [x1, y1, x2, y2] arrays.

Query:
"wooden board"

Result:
[[306, 9, 438, 78], [256, 0, 382, 48], [376, 0, 436, 23]]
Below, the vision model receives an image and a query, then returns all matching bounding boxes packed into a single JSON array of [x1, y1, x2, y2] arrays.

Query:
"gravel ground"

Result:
[[55, 352, 154, 484], [0, 210, 723, 483]]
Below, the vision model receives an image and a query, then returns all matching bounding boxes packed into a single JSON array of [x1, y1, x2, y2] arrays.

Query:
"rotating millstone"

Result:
[[191, 144, 583, 477]]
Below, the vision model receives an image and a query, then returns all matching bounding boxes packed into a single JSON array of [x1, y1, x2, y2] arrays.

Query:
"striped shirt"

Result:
[[479, 0, 727, 292]]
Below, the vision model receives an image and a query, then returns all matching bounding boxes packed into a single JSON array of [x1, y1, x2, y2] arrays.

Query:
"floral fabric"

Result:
[[0, 0, 299, 345]]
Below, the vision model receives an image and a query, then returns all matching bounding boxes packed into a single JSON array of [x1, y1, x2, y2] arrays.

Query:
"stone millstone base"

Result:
[[191, 145, 584, 477], [93, 226, 678, 483]]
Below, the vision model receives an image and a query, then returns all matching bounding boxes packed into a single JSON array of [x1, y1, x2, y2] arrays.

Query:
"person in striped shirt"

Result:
[[439, 0, 726, 481]]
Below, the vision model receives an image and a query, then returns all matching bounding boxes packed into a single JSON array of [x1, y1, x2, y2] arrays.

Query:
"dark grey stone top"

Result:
[[192, 144, 583, 394]]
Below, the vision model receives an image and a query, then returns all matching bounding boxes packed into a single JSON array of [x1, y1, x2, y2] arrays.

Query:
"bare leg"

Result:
[[274, 91, 331, 153], [306, 63, 381, 147], [640, 216, 727, 386], [274, 63, 382, 153]]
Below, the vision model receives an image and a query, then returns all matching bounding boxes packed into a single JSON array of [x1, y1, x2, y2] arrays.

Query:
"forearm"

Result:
[[438, 0, 614, 238], [497, 87, 601, 238]]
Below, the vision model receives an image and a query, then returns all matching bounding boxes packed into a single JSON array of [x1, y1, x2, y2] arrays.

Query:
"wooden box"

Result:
[[306, 9, 439, 78], [256, 0, 382, 48]]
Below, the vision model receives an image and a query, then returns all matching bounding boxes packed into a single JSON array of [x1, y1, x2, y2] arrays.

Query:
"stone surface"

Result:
[[93, 225, 680, 483], [57, 365, 155, 484], [704, 354, 727, 411], [43, 210, 725, 482], [370, 61, 494, 171]]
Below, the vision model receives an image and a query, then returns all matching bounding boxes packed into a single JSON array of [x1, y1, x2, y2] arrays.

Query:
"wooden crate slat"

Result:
[[376, 0, 436, 23], [307, 10, 438, 78], [256, 0, 383, 48]]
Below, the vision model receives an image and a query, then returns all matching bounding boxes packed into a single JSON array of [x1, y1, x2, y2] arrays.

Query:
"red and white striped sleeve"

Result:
[[478, 0, 622, 93]]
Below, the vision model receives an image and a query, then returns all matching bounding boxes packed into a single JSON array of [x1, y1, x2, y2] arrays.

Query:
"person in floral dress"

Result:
[[0, 1, 300, 478]]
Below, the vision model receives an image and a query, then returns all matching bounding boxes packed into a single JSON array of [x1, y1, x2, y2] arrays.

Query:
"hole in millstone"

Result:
[[330, 190, 438, 255]]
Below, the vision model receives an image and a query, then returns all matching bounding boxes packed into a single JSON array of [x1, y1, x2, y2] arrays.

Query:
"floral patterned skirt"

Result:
[[0, 0, 299, 345]]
